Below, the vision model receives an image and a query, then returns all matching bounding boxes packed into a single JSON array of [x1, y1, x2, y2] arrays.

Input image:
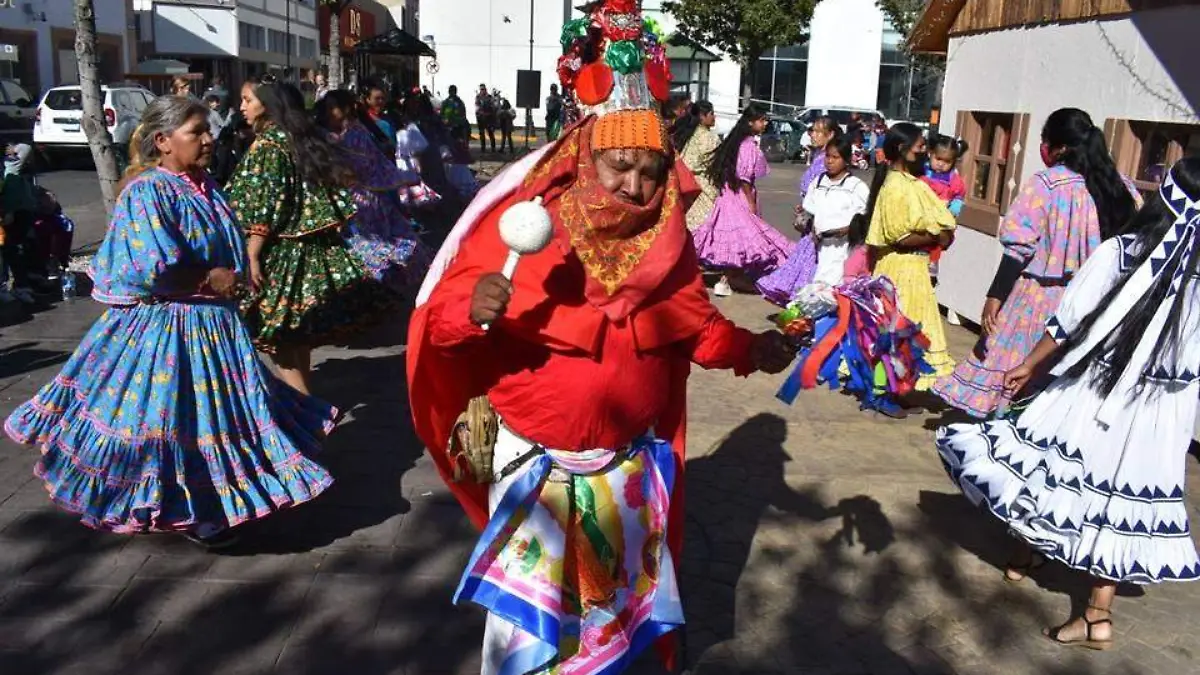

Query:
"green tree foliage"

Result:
[[663, 0, 816, 98]]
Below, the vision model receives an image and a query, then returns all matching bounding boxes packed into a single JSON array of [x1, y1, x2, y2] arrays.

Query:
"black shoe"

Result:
[[182, 525, 241, 551]]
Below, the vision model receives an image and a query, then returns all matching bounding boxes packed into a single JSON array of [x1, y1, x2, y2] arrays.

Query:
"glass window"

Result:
[[1118, 121, 1200, 192], [774, 44, 809, 60], [771, 59, 807, 108], [752, 60, 773, 101], [44, 89, 83, 111], [964, 112, 1015, 208]]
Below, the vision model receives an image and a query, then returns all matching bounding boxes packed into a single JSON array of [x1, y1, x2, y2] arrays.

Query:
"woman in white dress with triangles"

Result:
[[937, 157, 1200, 650]]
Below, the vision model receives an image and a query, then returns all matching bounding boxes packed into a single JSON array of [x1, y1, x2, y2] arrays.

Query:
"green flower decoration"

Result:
[[643, 17, 663, 39], [560, 18, 590, 48], [604, 40, 644, 75]]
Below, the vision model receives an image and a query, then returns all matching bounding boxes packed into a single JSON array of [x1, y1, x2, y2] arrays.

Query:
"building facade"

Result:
[[911, 0, 1199, 325], [0, 0, 133, 94], [134, 0, 321, 87]]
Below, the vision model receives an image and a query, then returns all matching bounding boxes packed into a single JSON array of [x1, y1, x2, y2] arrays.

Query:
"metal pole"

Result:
[[904, 59, 914, 120], [285, 0, 292, 79], [526, 0, 534, 149]]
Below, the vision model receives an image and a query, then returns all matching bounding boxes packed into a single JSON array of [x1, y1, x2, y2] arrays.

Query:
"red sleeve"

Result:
[[686, 313, 756, 375], [427, 290, 486, 348], [950, 170, 967, 200]]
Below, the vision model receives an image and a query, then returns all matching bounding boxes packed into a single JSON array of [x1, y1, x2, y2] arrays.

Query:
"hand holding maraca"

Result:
[[470, 197, 555, 331]]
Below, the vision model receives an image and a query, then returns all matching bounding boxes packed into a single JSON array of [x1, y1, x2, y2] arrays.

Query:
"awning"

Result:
[[354, 28, 436, 57], [665, 34, 720, 62], [130, 59, 193, 76], [908, 0, 968, 54]]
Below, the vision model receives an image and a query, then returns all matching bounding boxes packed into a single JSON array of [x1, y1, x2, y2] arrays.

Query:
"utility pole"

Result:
[[285, 0, 292, 81], [526, 0, 534, 149]]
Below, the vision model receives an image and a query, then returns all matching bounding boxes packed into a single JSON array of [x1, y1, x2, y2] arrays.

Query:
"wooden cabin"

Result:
[[910, 0, 1197, 324]]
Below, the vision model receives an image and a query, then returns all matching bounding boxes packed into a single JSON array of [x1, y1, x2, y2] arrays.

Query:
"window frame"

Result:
[[954, 110, 1031, 236], [1104, 118, 1200, 198]]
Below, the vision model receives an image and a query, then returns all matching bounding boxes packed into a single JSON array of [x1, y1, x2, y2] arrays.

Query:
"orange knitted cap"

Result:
[[591, 109, 668, 153]]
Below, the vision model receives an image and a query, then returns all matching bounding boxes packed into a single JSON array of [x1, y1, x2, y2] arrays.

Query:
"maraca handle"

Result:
[[500, 249, 520, 280], [482, 250, 523, 332]]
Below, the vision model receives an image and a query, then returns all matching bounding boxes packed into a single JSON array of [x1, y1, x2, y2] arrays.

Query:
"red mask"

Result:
[[1040, 142, 1056, 167]]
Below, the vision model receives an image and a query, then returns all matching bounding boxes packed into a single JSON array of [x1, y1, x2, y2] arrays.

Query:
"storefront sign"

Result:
[[318, 5, 376, 52]]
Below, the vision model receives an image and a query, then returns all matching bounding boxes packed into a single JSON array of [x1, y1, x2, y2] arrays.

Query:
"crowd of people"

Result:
[[1, 0, 1198, 670]]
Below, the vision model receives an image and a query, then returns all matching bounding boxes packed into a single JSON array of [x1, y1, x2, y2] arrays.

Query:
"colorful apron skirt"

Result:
[[456, 424, 683, 674]]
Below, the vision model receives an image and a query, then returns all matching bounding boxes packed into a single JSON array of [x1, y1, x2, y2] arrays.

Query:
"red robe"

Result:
[[406, 120, 755, 667]]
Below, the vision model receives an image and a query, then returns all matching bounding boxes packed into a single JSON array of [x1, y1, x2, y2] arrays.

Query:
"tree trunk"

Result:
[[741, 47, 763, 109], [328, 13, 342, 90], [74, 0, 120, 212]]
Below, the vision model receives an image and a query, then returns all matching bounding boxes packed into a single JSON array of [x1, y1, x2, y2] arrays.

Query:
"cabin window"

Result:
[[1105, 119, 1200, 201], [953, 110, 1031, 236]]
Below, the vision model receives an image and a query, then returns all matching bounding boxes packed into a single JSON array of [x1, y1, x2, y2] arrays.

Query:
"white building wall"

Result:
[[805, 0, 882, 109], [935, 7, 1199, 325], [0, 0, 129, 91], [419, 0, 566, 117]]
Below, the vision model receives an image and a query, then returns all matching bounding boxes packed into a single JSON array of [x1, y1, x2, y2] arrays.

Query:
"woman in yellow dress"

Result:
[[864, 123, 956, 391], [672, 100, 721, 230]]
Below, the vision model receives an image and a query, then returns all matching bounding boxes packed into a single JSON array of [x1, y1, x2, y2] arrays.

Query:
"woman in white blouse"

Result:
[[804, 134, 871, 285]]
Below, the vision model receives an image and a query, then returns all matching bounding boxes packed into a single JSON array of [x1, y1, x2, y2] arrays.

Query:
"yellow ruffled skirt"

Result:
[[874, 251, 954, 390]]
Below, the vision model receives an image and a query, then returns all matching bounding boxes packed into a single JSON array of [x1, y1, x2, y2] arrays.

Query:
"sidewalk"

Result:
[[1, 168, 1199, 674]]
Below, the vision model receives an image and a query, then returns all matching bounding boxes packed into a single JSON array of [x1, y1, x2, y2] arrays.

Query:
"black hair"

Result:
[[1043, 107, 1136, 240], [928, 133, 969, 160], [670, 100, 714, 150], [861, 122, 925, 230], [825, 134, 855, 174], [448, 85, 458, 95], [1060, 157, 1200, 397], [203, 94, 222, 106], [707, 104, 768, 192], [245, 77, 355, 188], [809, 115, 840, 139], [314, 89, 393, 151]]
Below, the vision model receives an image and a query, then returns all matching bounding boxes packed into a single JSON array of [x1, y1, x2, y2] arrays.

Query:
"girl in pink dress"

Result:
[[692, 105, 792, 296]]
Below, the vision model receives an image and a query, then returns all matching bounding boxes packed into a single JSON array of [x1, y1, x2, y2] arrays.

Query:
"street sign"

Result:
[[426, 61, 440, 75]]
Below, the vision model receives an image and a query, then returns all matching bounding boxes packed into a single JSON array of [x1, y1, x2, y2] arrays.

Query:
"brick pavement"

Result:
[[2, 163, 1199, 674]]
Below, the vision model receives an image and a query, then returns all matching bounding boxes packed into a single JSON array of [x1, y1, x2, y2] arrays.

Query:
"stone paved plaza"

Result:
[[0, 164, 1198, 674]]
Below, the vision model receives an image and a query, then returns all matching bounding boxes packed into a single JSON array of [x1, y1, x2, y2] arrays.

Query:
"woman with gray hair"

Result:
[[3, 95, 338, 549]]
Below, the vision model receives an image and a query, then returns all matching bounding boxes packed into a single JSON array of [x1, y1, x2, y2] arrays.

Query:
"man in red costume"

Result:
[[407, 2, 793, 672]]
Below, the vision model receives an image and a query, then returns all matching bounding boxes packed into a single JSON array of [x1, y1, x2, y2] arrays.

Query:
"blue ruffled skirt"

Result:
[[4, 300, 337, 534]]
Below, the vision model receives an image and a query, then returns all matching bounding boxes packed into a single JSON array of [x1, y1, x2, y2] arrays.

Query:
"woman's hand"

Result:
[[1004, 361, 1035, 394], [204, 267, 241, 298], [980, 297, 1003, 336], [248, 258, 265, 295]]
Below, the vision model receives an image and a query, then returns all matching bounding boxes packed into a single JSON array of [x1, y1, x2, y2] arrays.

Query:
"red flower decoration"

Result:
[[576, 61, 614, 105], [645, 58, 670, 102], [605, 0, 638, 13]]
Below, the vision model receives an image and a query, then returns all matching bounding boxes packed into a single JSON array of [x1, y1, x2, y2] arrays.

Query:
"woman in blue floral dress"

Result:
[[3, 96, 337, 548], [314, 90, 431, 293]]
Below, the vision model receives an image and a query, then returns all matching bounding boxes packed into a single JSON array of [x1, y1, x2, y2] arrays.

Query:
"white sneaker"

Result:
[[12, 287, 36, 304], [713, 279, 733, 297]]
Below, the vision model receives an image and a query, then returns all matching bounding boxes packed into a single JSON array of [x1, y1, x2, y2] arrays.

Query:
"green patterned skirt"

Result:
[[241, 228, 399, 352]]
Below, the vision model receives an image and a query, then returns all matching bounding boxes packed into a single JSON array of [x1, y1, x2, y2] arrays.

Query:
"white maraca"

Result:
[[482, 196, 555, 331]]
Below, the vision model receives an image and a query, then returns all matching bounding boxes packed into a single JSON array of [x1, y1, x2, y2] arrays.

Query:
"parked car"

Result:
[[761, 116, 806, 163], [797, 106, 887, 135], [34, 84, 156, 166], [0, 78, 37, 142]]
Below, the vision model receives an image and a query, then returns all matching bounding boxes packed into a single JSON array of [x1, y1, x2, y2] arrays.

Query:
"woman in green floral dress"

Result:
[[228, 77, 396, 394]]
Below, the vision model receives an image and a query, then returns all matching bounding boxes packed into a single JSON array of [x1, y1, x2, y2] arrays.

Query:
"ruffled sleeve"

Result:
[[90, 172, 189, 305], [396, 123, 429, 155], [736, 138, 769, 184], [866, 172, 955, 247], [226, 136, 296, 237], [998, 174, 1051, 264]]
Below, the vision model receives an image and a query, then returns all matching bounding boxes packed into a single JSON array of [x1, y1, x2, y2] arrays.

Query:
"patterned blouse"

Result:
[[226, 124, 356, 239], [999, 164, 1141, 280]]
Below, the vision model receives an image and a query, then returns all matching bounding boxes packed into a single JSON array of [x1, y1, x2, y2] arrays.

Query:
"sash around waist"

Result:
[[494, 421, 649, 482]]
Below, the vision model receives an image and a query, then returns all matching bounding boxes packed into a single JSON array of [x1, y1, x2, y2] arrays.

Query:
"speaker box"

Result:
[[516, 70, 541, 109]]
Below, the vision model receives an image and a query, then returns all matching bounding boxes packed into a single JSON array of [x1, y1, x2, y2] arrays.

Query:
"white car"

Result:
[[34, 84, 156, 164]]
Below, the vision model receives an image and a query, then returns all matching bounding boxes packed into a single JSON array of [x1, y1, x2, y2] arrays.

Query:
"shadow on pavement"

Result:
[[0, 342, 69, 379]]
